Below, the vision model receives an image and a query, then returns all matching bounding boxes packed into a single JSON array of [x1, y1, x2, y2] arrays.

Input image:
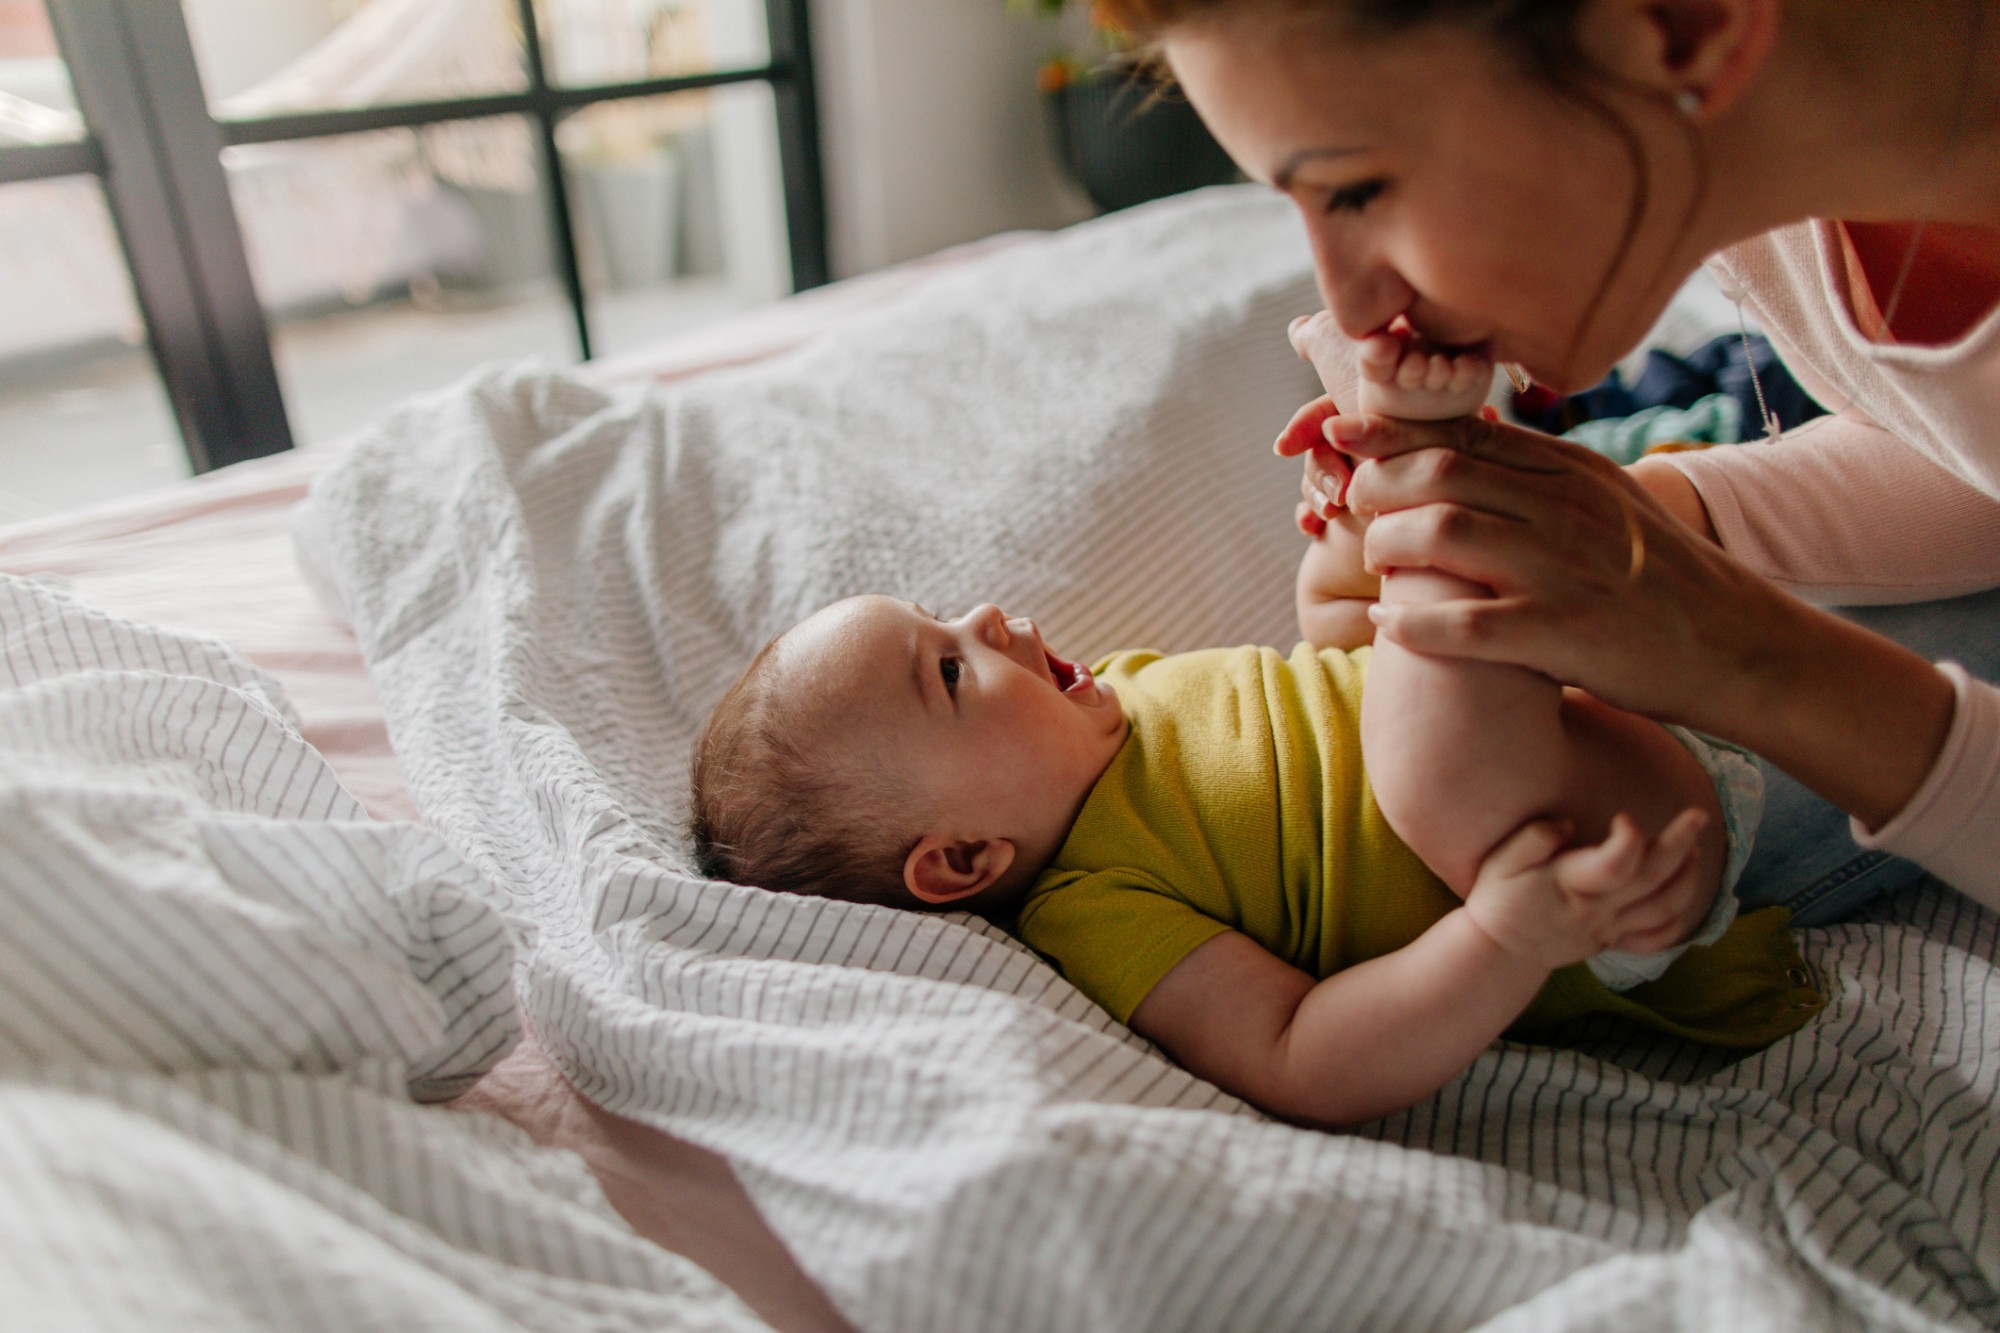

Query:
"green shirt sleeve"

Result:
[[1016, 867, 1234, 1026]]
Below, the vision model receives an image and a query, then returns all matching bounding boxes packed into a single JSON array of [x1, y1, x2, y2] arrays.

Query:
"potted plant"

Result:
[[1017, 0, 1241, 214]]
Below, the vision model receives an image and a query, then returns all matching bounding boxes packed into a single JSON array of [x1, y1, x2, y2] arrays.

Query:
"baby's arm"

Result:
[[1296, 504, 1378, 650], [1128, 813, 1706, 1128]]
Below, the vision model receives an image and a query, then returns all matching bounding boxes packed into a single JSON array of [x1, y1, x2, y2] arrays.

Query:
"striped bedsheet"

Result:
[[289, 187, 2000, 1330], [0, 576, 772, 1330]]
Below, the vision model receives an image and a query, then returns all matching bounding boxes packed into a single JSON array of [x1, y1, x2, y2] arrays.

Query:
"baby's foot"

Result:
[[1355, 329, 1494, 421]]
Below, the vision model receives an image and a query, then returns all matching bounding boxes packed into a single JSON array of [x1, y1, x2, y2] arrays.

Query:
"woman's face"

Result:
[[1165, 10, 1703, 393]]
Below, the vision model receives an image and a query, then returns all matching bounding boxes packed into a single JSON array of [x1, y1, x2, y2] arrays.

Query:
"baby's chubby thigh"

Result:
[[1360, 566, 1570, 896], [1360, 567, 1727, 931]]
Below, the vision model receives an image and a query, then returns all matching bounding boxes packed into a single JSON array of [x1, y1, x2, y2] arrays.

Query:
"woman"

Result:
[[1099, 0, 2000, 918]]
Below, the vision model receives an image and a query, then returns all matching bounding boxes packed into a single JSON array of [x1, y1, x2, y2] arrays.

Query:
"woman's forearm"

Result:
[[1631, 454, 1957, 833], [1715, 594, 1957, 832]]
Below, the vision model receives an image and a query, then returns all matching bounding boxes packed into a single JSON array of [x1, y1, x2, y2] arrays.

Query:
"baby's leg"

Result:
[[1355, 337, 1727, 954], [1362, 569, 1728, 944]]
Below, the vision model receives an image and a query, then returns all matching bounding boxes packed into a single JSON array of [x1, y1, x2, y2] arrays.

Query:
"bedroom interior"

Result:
[[1, 2, 1996, 1330]]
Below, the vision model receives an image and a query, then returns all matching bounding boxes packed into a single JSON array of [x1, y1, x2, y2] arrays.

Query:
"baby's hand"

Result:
[[1464, 810, 1709, 974], [1354, 328, 1493, 422]]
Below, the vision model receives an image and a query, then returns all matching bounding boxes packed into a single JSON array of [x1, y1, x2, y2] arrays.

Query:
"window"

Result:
[[0, 0, 824, 511]]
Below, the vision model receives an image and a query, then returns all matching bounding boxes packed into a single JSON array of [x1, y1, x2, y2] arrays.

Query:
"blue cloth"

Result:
[[1733, 584, 2000, 925], [1564, 394, 1743, 464], [1514, 333, 1827, 439]]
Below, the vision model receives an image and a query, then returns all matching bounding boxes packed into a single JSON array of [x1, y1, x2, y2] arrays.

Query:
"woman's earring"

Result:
[[1674, 89, 1702, 117]]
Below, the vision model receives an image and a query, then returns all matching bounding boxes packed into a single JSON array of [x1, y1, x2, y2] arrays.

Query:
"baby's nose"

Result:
[[968, 603, 1010, 643]]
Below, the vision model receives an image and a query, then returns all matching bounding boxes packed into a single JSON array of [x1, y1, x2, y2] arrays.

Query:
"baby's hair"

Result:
[[688, 630, 923, 909]]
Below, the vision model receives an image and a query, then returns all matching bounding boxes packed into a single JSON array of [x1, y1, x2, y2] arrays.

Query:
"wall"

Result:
[[810, 0, 1094, 278]]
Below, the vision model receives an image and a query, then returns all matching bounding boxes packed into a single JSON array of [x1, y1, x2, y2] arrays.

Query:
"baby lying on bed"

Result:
[[689, 332, 1820, 1129]]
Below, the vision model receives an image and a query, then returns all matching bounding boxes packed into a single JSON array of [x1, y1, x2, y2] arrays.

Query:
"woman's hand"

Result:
[[1273, 395, 1351, 538], [1327, 407, 1789, 731]]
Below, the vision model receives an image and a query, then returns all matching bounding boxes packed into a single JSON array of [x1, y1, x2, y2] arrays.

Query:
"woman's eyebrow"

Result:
[[1272, 146, 1363, 192]]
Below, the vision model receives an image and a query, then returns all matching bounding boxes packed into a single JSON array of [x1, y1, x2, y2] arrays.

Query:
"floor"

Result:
[[0, 276, 753, 524]]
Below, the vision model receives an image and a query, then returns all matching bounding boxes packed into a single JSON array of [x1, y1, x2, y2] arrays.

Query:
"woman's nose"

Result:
[[1305, 220, 1412, 341]]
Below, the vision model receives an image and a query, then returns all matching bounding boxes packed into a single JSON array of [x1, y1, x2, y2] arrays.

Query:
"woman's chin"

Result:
[[1517, 353, 1617, 399]]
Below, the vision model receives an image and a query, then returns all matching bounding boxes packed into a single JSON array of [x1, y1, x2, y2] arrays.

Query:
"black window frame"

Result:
[[0, 0, 827, 472]]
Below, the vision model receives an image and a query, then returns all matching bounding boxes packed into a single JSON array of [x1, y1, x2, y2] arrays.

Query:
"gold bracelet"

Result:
[[1611, 486, 1647, 582]]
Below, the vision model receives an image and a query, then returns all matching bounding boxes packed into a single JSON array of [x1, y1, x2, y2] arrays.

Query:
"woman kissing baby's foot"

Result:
[[1356, 330, 1494, 421]]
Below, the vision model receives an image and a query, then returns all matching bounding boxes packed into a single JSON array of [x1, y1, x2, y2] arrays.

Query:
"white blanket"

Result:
[[26, 185, 1995, 1329], [0, 576, 771, 1329]]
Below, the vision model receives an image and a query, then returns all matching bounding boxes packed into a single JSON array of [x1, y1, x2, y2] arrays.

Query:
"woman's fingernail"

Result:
[[1366, 603, 1388, 624], [1321, 416, 1341, 445], [1329, 416, 1371, 445]]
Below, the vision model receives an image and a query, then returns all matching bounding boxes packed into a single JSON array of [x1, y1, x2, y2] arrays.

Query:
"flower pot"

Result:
[[1047, 69, 1240, 214], [577, 145, 683, 290]]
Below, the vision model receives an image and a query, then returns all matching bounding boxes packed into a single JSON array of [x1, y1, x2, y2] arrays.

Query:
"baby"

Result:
[[690, 330, 1819, 1130]]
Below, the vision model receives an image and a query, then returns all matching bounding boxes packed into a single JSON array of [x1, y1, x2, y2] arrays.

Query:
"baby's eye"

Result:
[[939, 656, 961, 695], [1325, 179, 1386, 215]]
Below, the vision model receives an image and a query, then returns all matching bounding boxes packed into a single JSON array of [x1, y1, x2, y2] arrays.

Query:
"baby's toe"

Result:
[[1357, 333, 1401, 382], [1394, 349, 1430, 389]]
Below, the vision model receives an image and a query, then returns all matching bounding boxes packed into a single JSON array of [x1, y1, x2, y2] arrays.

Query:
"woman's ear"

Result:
[[1576, 0, 1780, 119], [904, 834, 1017, 906]]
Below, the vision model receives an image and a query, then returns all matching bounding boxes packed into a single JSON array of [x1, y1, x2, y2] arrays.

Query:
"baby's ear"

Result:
[[905, 835, 1016, 906]]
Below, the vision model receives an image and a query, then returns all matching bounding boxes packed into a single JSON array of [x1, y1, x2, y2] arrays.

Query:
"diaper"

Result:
[[1586, 727, 1763, 992]]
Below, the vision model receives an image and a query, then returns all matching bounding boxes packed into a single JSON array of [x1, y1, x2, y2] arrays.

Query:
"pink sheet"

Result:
[[0, 445, 417, 820]]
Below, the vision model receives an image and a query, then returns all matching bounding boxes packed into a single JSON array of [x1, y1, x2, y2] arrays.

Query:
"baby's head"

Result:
[[690, 595, 1127, 914]]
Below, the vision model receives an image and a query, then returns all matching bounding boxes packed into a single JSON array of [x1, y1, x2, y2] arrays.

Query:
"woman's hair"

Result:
[[1097, 0, 1590, 88], [1097, 0, 1703, 385], [688, 632, 924, 909]]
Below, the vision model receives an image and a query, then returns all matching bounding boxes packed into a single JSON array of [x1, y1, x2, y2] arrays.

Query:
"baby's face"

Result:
[[778, 595, 1128, 862]]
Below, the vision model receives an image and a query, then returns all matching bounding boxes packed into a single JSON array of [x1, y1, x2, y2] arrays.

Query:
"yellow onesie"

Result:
[[1016, 645, 1823, 1048]]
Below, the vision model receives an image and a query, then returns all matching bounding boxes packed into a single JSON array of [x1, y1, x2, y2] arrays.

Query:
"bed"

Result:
[[2, 186, 1995, 1332]]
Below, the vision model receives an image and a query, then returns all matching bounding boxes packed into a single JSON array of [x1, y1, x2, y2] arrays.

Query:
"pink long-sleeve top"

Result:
[[1661, 219, 2000, 908]]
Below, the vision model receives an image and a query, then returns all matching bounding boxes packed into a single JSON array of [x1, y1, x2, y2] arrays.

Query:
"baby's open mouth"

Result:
[[1045, 650, 1091, 695]]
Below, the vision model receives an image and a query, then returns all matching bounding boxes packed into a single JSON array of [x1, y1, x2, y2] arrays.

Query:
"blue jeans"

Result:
[[1733, 584, 2000, 926]]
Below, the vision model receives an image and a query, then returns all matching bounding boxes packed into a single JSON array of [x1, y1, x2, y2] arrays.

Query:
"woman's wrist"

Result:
[[1627, 456, 1718, 542], [1718, 593, 1956, 830]]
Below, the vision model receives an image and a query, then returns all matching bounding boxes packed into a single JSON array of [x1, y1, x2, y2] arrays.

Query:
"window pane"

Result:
[[0, 0, 83, 144], [559, 82, 789, 358], [184, 0, 528, 120], [536, 0, 769, 87], [221, 117, 575, 444], [0, 177, 186, 519]]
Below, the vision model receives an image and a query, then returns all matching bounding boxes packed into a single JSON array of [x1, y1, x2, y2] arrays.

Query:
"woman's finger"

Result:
[[1328, 410, 1567, 464], [1273, 394, 1340, 458], [1360, 503, 1545, 585], [1302, 446, 1354, 513], [1295, 500, 1327, 538]]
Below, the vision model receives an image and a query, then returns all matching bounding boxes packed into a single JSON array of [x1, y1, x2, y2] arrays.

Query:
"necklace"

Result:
[[1739, 0, 1990, 442]]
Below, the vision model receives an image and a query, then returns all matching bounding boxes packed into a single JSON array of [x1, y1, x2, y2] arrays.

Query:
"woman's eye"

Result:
[[939, 656, 961, 695], [1325, 179, 1386, 214]]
